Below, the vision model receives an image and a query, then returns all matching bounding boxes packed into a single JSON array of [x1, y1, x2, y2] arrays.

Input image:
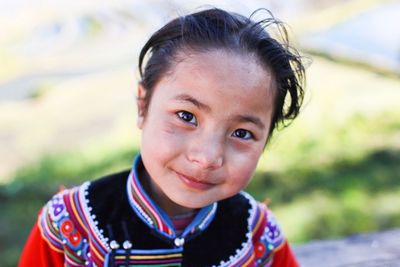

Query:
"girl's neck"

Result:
[[138, 165, 196, 217]]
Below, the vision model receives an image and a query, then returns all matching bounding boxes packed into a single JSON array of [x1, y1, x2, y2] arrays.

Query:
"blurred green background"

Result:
[[1, 0, 400, 266]]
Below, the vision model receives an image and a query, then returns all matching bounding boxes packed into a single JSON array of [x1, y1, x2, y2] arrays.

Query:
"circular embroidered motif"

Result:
[[69, 231, 82, 247], [61, 219, 74, 235], [255, 241, 266, 258], [60, 218, 83, 248]]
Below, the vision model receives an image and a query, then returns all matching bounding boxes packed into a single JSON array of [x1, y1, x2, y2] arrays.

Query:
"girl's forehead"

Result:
[[169, 50, 274, 93]]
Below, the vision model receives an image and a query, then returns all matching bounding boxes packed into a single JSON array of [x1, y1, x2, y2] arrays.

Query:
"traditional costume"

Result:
[[19, 156, 298, 267]]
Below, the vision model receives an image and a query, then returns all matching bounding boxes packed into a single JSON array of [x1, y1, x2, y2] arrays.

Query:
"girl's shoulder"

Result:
[[37, 181, 91, 260], [218, 192, 287, 262], [39, 169, 131, 236], [37, 170, 131, 265], [219, 191, 284, 234]]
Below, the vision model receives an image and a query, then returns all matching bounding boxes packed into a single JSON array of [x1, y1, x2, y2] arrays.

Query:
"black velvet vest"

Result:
[[88, 170, 253, 266]]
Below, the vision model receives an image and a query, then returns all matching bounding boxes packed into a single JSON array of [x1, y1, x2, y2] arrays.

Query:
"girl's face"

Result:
[[137, 50, 274, 215]]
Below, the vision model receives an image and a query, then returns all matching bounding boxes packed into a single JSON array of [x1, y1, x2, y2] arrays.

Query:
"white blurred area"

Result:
[[0, 0, 317, 94], [0, 0, 320, 180]]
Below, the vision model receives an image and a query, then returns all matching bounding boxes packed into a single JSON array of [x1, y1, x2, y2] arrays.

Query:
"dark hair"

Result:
[[138, 8, 305, 136]]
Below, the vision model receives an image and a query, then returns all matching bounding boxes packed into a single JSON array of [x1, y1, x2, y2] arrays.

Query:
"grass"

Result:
[[249, 147, 400, 241]]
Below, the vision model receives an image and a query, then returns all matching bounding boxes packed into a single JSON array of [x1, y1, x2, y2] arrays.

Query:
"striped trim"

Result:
[[252, 202, 286, 266], [233, 244, 256, 267], [39, 194, 65, 251], [109, 248, 183, 267], [127, 155, 217, 239], [182, 202, 217, 237], [128, 170, 173, 236], [78, 182, 110, 265], [38, 208, 64, 252], [251, 203, 267, 243]]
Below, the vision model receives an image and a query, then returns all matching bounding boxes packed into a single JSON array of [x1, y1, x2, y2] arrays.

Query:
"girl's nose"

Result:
[[187, 135, 224, 170]]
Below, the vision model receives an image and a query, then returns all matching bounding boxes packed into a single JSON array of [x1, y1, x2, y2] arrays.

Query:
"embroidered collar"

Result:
[[126, 155, 218, 240]]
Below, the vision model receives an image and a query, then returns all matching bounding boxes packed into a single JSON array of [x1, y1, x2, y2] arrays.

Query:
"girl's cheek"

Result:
[[161, 121, 192, 143], [161, 123, 176, 135], [228, 147, 261, 173], [228, 137, 264, 158]]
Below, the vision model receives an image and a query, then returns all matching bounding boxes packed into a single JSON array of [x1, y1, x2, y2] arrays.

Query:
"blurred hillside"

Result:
[[1, 0, 397, 180], [1, 0, 400, 266]]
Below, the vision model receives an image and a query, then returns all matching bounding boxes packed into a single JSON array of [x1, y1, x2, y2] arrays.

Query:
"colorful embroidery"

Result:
[[39, 193, 65, 252], [39, 189, 89, 266], [253, 204, 285, 266], [127, 169, 174, 237]]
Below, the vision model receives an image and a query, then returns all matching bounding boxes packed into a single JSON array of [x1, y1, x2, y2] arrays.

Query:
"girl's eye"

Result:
[[177, 111, 197, 125], [232, 129, 254, 140]]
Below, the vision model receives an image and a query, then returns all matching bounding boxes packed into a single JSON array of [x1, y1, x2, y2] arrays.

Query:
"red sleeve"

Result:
[[271, 241, 299, 267], [18, 222, 64, 267]]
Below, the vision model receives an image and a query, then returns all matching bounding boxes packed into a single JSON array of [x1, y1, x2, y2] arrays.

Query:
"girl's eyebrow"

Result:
[[235, 115, 266, 130], [174, 93, 211, 112]]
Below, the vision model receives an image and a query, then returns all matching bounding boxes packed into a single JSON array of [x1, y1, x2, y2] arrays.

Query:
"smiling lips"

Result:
[[175, 171, 215, 191]]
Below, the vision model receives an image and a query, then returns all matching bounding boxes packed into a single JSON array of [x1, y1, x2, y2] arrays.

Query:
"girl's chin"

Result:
[[170, 195, 214, 210]]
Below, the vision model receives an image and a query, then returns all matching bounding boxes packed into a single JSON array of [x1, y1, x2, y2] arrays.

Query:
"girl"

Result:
[[19, 7, 305, 267]]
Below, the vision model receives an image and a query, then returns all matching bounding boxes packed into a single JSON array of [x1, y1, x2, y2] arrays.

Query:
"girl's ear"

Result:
[[137, 83, 146, 129]]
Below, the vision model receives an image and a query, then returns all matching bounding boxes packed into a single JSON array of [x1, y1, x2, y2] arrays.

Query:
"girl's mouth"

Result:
[[175, 171, 214, 191]]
